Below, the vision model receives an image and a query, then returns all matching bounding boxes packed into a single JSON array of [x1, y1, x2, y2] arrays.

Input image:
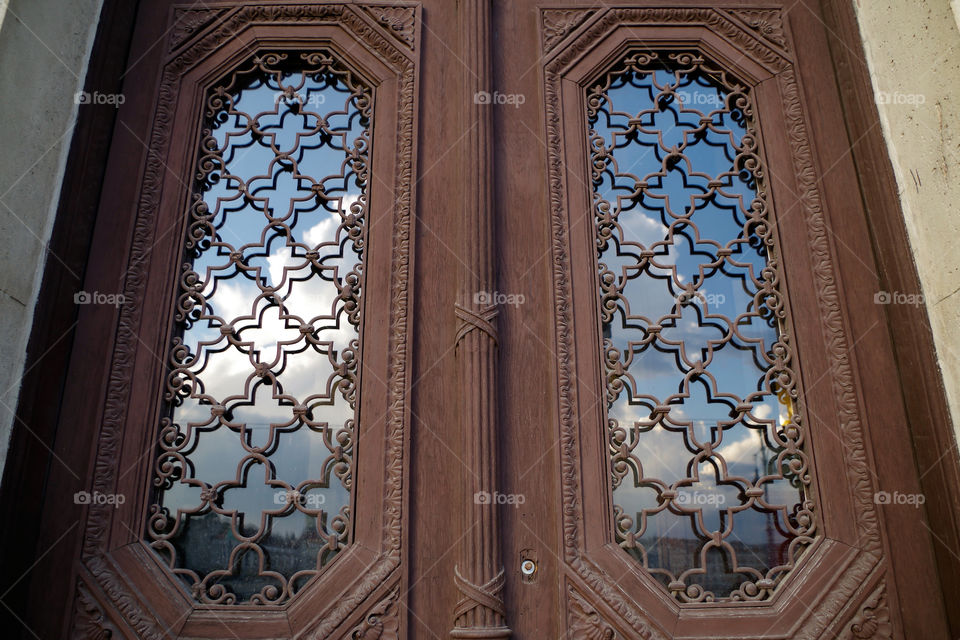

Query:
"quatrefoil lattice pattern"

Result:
[[146, 52, 370, 605], [588, 51, 818, 602]]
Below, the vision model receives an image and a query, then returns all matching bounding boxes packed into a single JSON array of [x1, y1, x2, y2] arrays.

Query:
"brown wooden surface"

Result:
[[1, 1, 956, 638]]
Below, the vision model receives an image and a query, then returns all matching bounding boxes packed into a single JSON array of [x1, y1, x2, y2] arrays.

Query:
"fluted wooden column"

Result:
[[451, 0, 510, 638]]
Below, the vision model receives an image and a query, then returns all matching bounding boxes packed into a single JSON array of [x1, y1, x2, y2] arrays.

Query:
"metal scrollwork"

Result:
[[146, 50, 372, 605], [589, 51, 818, 602]]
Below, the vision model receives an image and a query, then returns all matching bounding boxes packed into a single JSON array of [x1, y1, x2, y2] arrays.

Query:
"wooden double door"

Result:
[[5, 0, 958, 638]]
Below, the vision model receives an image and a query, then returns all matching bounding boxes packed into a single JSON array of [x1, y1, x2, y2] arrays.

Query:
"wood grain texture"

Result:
[[450, 0, 510, 637]]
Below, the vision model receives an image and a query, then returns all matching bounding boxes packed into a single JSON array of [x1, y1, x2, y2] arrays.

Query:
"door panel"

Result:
[[495, 1, 947, 638], [41, 3, 418, 638], [541, 9, 880, 636], [11, 1, 953, 639]]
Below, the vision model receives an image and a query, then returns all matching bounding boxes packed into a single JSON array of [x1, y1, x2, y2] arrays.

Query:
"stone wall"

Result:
[[0, 0, 103, 479], [855, 0, 960, 443]]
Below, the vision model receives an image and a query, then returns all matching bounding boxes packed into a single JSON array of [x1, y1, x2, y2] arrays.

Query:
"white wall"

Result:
[[0, 0, 103, 481], [855, 0, 960, 444]]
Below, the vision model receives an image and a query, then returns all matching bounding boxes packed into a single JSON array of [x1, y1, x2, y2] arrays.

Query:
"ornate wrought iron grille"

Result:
[[588, 51, 817, 602], [146, 51, 371, 605]]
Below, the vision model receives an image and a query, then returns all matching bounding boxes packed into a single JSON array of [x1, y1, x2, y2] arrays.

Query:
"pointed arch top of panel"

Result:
[[541, 7, 793, 83]]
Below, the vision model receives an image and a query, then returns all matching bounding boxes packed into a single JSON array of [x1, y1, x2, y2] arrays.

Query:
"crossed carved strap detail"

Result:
[[454, 303, 499, 347], [453, 565, 506, 621]]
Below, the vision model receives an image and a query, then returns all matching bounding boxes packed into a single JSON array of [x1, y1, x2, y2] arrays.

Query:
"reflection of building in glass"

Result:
[[170, 509, 334, 601]]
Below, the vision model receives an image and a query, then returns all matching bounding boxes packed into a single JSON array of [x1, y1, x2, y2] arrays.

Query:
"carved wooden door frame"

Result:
[[1, 1, 958, 639]]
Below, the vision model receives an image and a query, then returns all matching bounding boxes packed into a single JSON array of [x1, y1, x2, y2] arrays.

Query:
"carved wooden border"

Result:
[[565, 581, 626, 640], [723, 8, 789, 50], [71, 578, 124, 640], [541, 7, 888, 638], [168, 7, 228, 52], [540, 8, 596, 54], [71, 4, 418, 638], [838, 583, 891, 640]]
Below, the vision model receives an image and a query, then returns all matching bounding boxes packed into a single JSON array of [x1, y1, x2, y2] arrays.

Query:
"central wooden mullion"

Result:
[[451, 0, 511, 637]]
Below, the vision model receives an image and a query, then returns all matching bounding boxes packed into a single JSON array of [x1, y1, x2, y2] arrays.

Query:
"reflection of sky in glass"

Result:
[[147, 54, 370, 605], [591, 55, 815, 602]]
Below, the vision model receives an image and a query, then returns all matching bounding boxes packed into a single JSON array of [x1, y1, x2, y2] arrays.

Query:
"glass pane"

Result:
[[589, 51, 817, 603], [146, 51, 371, 605]]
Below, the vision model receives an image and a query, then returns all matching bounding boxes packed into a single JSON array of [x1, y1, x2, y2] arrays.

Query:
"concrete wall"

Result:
[[855, 0, 960, 443], [0, 0, 103, 480]]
